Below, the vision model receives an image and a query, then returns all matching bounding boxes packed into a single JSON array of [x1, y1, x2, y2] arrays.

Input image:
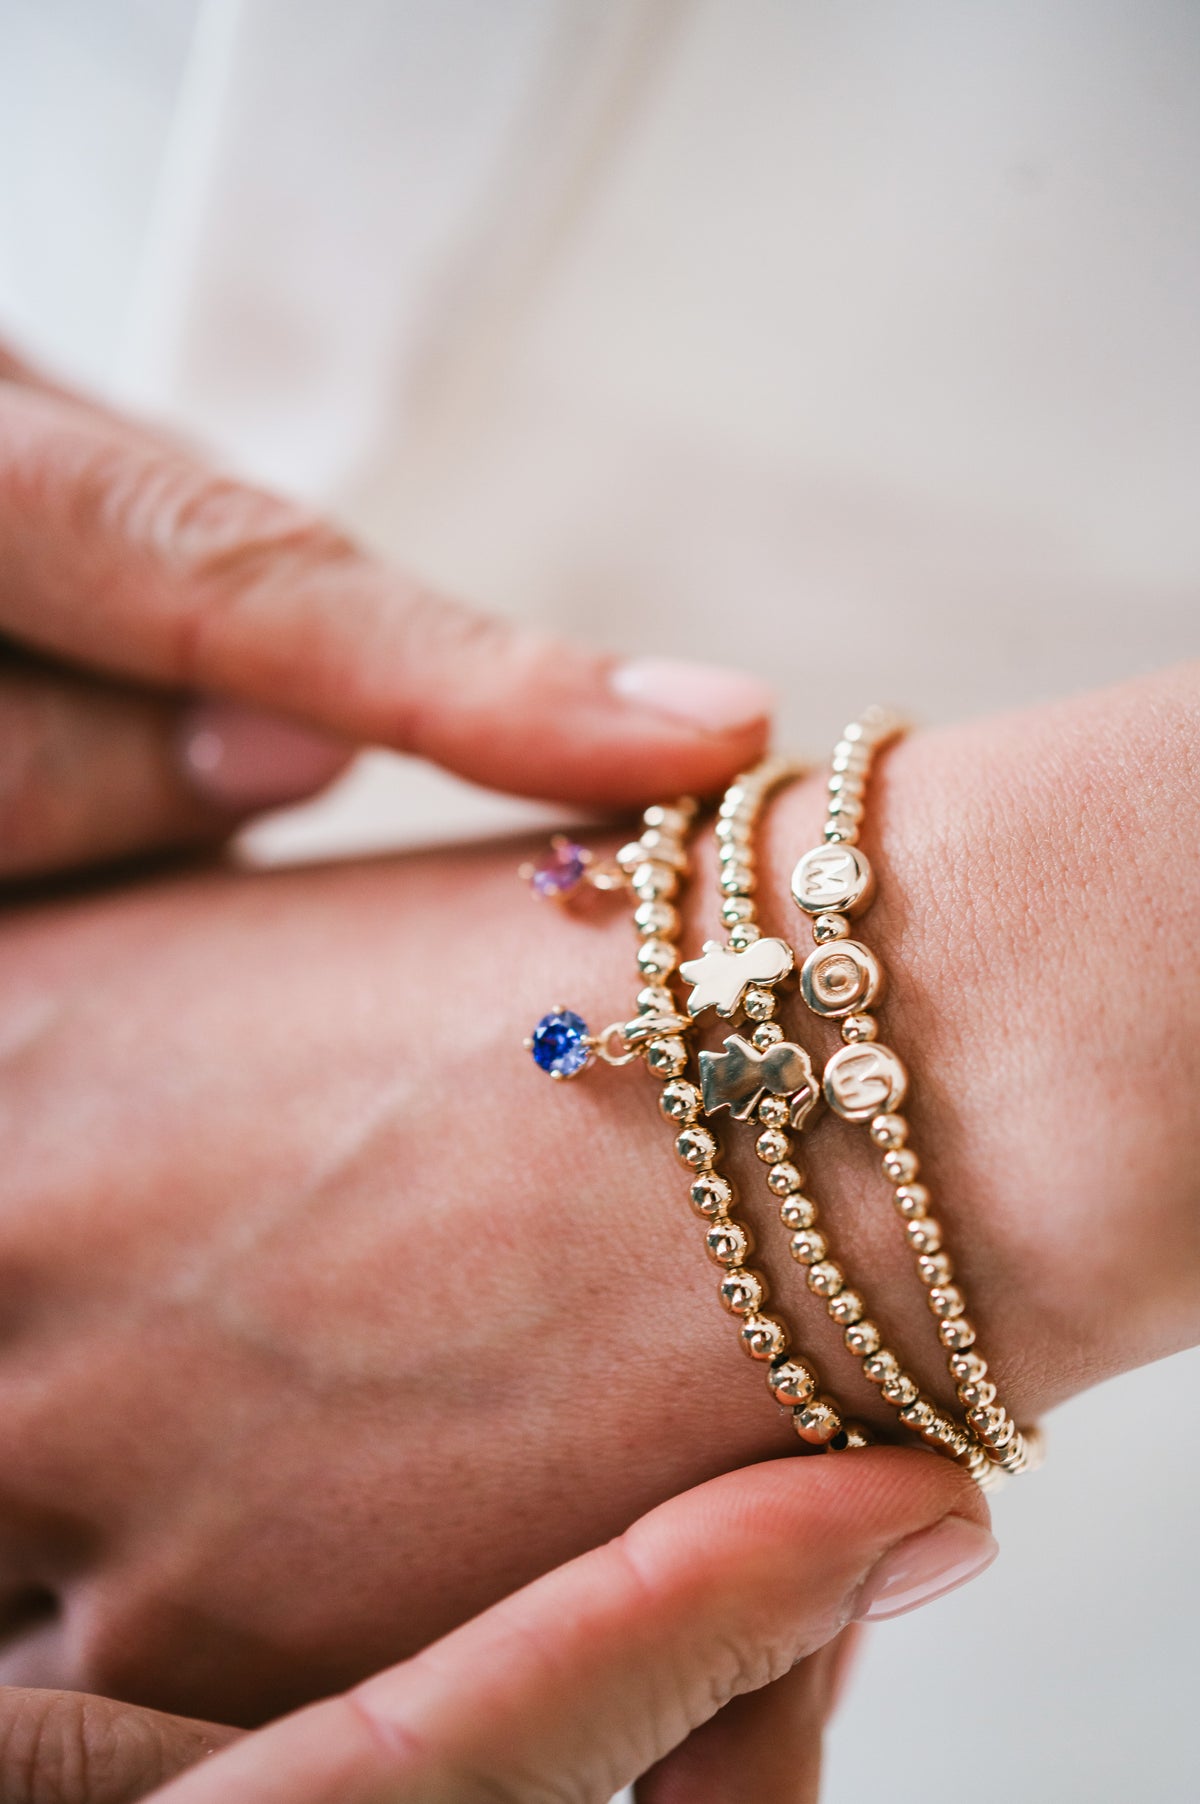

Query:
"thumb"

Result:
[[0, 381, 773, 807], [0, 1687, 239, 1803], [149, 1450, 995, 1804]]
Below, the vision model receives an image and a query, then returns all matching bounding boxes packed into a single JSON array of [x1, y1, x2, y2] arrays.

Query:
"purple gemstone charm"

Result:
[[528, 839, 589, 899], [529, 1010, 592, 1078]]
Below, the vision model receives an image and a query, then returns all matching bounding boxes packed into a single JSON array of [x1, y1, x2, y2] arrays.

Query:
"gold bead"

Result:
[[789, 1228, 827, 1266], [827, 1288, 865, 1325], [917, 1250, 954, 1285], [893, 1183, 929, 1219], [905, 1216, 942, 1253], [756, 1093, 790, 1128], [835, 1422, 874, 1450], [928, 1284, 966, 1319], [616, 840, 647, 873], [881, 1373, 920, 1408], [807, 1260, 844, 1298], [659, 1079, 702, 1123], [840, 1012, 878, 1043], [844, 1319, 882, 1357], [718, 785, 750, 816], [637, 984, 674, 1014], [690, 1174, 733, 1217], [899, 1399, 937, 1433], [646, 1037, 688, 1077], [636, 937, 678, 978], [812, 912, 851, 944], [968, 1404, 1011, 1444], [741, 1314, 788, 1360], [675, 1125, 717, 1169], [720, 866, 756, 896], [948, 1349, 987, 1383], [644, 803, 692, 835], [721, 895, 755, 926], [634, 899, 678, 937], [794, 1398, 842, 1445], [632, 863, 679, 901], [766, 1161, 805, 1195], [769, 1357, 817, 1407], [957, 1378, 997, 1410], [720, 1268, 767, 1316], [718, 834, 748, 864], [870, 1112, 908, 1149], [827, 770, 863, 796], [728, 924, 762, 951], [755, 1126, 791, 1165], [927, 1416, 973, 1458], [862, 1349, 901, 1385], [779, 1194, 818, 1230], [638, 828, 687, 867], [827, 793, 864, 824], [939, 1315, 976, 1349], [742, 985, 776, 1021], [752, 1022, 785, 1049], [706, 1217, 753, 1267], [882, 1147, 919, 1185]]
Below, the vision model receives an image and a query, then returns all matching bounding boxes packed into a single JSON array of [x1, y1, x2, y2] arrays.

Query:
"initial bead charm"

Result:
[[823, 1041, 908, 1122], [791, 844, 875, 917]]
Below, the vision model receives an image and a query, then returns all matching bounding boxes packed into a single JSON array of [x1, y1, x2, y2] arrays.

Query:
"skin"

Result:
[[0, 1452, 988, 1804], [0, 347, 1196, 1796], [0, 665, 1196, 1740]]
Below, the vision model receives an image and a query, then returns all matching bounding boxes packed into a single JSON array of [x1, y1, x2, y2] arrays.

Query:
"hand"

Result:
[[0, 665, 1195, 1726], [0, 1451, 993, 1804], [0, 343, 773, 878]]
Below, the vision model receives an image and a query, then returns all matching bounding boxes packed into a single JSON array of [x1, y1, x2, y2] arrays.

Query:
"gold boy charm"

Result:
[[698, 1032, 819, 1124]]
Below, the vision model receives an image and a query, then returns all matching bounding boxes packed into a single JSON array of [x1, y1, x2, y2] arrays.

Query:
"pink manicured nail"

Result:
[[177, 699, 350, 810], [611, 657, 775, 734], [853, 1518, 997, 1623]]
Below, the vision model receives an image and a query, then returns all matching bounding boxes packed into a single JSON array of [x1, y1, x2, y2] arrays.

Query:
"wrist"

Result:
[[691, 672, 1200, 1437]]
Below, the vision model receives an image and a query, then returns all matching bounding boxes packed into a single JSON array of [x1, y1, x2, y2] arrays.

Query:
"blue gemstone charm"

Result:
[[530, 1010, 592, 1078]]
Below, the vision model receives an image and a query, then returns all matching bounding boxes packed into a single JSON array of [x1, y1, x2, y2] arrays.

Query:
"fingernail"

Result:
[[610, 657, 775, 734], [177, 698, 350, 810], [853, 1518, 997, 1623]]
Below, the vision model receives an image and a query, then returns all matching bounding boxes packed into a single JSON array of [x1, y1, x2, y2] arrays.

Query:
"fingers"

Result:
[[0, 657, 350, 880], [634, 1644, 842, 1804], [0, 1686, 238, 1804], [0, 380, 772, 808], [151, 1450, 994, 1804]]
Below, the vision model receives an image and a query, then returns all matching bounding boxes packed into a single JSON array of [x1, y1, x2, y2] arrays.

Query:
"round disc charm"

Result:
[[800, 940, 883, 1018], [823, 1042, 907, 1122], [790, 844, 875, 917]]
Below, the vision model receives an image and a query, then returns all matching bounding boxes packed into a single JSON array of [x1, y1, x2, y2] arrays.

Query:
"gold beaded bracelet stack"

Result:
[[522, 712, 1041, 1485]]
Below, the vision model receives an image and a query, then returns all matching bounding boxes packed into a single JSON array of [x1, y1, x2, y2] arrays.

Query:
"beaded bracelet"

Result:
[[790, 708, 1041, 1477], [524, 796, 865, 1452], [688, 758, 994, 1486]]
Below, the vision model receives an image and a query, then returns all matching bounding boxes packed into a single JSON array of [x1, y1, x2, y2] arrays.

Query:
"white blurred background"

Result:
[[1, 3, 1196, 1797]]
